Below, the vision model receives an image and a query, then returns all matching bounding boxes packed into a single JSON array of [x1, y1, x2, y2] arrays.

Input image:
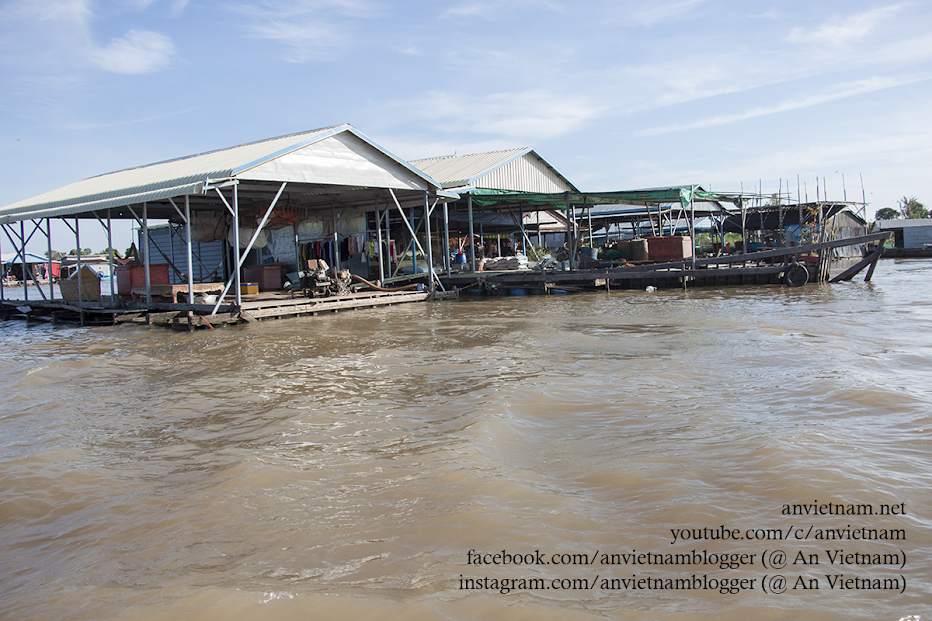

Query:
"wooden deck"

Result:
[[440, 232, 891, 293], [2, 289, 431, 329], [130, 282, 226, 302], [236, 290, 430, 322]]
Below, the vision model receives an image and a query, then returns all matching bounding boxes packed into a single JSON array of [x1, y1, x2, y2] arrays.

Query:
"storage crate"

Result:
[[60, 266, 101, 302], [645, 236, 693, 262]]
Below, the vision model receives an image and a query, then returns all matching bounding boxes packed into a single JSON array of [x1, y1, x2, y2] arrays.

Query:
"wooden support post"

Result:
[[829, 244, 886, 283], [864, 253, 881, 282]]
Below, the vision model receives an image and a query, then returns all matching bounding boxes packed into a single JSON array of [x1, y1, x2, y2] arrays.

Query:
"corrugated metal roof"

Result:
[[411, 147, 530, 188], [410, 147, 578, 193], [2, 252, 56, 264], [0, 124, 441, 224], [873, 218, 932, 229]]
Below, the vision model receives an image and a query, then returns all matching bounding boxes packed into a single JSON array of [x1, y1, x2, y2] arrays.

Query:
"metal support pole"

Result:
[[331, 205, 339, 270], [424, 191, 435, 292], [468, 194, 476, 273], [46, 219, 54, 300], [107, 210, 115, 301], [537, 210, 541, 247], [6, 222, 47, 302], [233, 186, 242, 306], [410, 203, 417, 274], [565, 193, 575, 270], [443, 200, 451, 277], [690, 185, 696, 270], [210, 182, 288, 315], [519, 203, 525, 255], [386, 189, 443, 290], [20, 221, 28, 301], [479, 222, 483, 263], [184, 196, 194, 304], [143, 203, 151, 303], [376, 202, 385, 283], [778, 178, 784, 246], [382, 201, 392, 274], [293, 227, 300, 276], [75, 218, 83, 304], [384, 200, 391, 274]]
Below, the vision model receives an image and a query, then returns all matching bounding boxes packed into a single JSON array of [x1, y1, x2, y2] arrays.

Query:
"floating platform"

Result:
[[441, 232, 890, 294], [0, 233, 890, 328], [1, 289, 431, 329]]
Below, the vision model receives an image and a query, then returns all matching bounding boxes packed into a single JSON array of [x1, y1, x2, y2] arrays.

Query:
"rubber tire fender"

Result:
[[784, 263, 809, 287]]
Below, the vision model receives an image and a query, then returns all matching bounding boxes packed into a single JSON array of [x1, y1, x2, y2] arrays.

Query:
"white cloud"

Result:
[[630, 0, 709, 26], [442, 3, 496, 18], [440, 0, 564, 20], [0, 0, 92, 69], [636, 75, 929, 136], [234, 0, 378, 61], [119, 0, 188, 16], [0, 0, 177, 76], [862, 31, 932, 67], [90, 29, 177, 74], [6, 0, 92, 23], [170, 0, 189, 17], [748, 9, 779, 20], [419, 90, 602, 139], [787, 4, 905, 46], [611, 50, 794, 114]]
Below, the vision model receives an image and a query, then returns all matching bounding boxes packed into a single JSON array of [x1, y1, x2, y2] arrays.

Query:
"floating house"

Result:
[[0, 124, 454, 323], [1, 252, 60, 282], [410, 147, 578, 270], [0, 125, 890, 327], [871, 218, 932, 257]]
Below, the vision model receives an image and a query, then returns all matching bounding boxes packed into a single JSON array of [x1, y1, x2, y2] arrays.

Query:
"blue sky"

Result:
[[2, 0, 931, 253]]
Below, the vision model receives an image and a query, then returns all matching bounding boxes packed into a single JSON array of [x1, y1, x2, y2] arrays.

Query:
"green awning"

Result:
[[465, 187, 741, 213]]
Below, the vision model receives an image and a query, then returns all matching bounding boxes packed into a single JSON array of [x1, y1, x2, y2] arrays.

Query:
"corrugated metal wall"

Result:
[[904, 226, 932, 248], [476, 154, 574, 193], [144, 225, 226, 284]]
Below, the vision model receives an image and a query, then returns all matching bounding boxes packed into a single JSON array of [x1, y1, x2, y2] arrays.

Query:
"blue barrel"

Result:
[[454, 251, 467, 264]]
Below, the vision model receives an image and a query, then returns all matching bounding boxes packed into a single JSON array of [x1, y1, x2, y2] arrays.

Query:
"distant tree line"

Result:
[[43, 247, 127, 260], [875, 196, 928, 220]]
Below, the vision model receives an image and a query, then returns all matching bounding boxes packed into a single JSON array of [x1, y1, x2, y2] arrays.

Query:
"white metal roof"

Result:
[[410, 147, 578, 193], [0, 124, 442, 224]]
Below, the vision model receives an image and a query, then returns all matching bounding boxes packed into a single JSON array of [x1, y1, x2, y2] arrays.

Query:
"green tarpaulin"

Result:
[[465, 187, 741, 213]]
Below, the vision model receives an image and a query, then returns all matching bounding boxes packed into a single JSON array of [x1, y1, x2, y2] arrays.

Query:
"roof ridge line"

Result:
[[85, 124, 350, 180]]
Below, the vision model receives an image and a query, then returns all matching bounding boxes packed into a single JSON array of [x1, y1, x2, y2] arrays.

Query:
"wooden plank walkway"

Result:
[[3, 289, 431, 328], [236, 290, 430, 322]]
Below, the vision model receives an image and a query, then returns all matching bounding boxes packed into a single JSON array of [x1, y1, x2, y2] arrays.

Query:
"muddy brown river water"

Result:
[[1, 259, 930, 620]]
